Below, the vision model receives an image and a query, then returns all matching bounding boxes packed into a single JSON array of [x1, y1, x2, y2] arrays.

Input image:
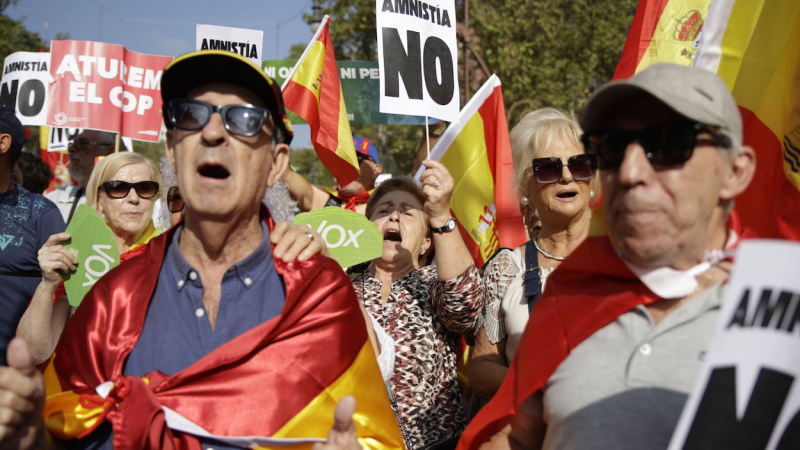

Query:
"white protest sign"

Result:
[[48, 127, 83, 152], [375, 0, 459, 123], [668, 240, 800, 450], [0, 52, 51, 126], [196, 24, 264, 65]]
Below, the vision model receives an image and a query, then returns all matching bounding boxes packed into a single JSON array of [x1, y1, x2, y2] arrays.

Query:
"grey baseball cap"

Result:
[[580, 63, 742, 148]]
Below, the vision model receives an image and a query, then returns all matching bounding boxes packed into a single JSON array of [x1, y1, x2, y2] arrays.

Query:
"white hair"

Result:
[[263, 180, 295, 224]]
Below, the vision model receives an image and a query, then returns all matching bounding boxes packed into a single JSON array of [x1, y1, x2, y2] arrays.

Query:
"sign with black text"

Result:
[[668, 240, 800, 450], [375, 0, 459, 122], [0, 52, 51, 126], [196, 24, 263, 65]]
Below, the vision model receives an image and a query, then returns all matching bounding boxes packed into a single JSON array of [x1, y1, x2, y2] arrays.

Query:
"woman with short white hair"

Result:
[[470, 108, 596, 401]]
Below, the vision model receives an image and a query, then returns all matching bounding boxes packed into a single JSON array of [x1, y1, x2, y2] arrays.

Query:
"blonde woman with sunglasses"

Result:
[[17, 152, 163, 364], [470, 108, 596, 402]]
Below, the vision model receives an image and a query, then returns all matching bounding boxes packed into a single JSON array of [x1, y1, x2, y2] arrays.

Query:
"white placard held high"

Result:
[[0, 52, 51, 126], [196, 24, 264, 65], [668, 239, 800, 449], [375, 0, 459, 123]]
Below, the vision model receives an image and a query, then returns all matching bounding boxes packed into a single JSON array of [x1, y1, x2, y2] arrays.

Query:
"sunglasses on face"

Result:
[[356, 152, 374, 165], [580, 121, 729, 170], [527, 154, 598, 184], [165, 99, 273, 137], [101, 180, 159, 199], [167, 186, 184, 213], [70, 138, 113, 151]]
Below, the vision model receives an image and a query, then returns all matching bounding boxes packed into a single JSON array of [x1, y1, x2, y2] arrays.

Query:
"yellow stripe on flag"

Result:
[[440, 112, 497, 263], [335, 91, 359, 169], [272, 343, 404, 450], [289, 41, 325, 105], [716, 0, 800, 148], [635, 0, 713, 74]]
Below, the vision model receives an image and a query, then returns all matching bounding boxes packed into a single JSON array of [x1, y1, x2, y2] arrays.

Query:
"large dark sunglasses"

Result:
[[528, 154, 597, 184], [102, 180, 159, 199], [167, 186, 184, 213], [581, 122, 729, 170], [165, 99, 272, 137]]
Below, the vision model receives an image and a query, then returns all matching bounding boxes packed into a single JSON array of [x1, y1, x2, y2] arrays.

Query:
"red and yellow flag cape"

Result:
[[43, 206, 403, 450], [282, 15, 360, 187]]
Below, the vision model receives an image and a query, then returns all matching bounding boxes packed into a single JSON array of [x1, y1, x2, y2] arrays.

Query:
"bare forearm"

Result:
[[17, 282, 66, 364], [431, 216, 473, 280], [471, 358, 509, 400]]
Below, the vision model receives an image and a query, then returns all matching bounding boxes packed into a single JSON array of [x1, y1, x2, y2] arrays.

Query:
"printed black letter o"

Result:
[[422, 37, 453, 105]]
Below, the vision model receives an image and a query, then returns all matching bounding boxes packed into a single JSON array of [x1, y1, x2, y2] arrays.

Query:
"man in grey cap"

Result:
[[459, 63, 756, 449]]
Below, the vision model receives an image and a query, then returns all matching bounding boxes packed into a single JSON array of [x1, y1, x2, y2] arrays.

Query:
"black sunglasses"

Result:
[[581, 121, 729, 170], [356, 152, 374, 164], [102, 180, 159, 199], [165, 99, 272, 137], [167, 186, 184, 213], [528, 154, 597, 184]]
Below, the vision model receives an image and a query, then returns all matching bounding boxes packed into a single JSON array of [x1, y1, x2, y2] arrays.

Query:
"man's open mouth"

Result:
[[198, 163, 230, 179]]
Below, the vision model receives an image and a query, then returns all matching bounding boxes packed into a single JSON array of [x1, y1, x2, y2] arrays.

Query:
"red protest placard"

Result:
[[47, 41, 172, 142]]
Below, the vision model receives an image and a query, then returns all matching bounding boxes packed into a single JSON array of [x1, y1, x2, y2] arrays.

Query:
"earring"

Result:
[[590, 190, 595, 197], [520, 196, 529, 205]]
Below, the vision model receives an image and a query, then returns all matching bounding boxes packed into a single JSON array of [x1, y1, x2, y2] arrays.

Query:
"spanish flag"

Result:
[[282, 15, 360, 187], [414, 75, 526, 267], [614, 0, 713, 80], [693, 0, 800, 241], [42, 206, 404, 449]]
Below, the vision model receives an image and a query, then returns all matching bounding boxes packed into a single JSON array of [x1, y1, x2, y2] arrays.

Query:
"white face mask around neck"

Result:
[[620, 231, 739, 299]]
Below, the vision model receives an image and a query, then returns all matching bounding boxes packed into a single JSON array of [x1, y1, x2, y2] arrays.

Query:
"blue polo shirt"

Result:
[[75, 221, 286, 450]]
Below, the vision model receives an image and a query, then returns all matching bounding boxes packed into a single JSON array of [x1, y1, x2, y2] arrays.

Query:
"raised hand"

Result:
[[271, 222, 330, 262]]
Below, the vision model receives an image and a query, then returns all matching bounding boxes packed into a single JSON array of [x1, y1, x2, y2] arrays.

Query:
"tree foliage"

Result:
[[0, 1, 48, 63]]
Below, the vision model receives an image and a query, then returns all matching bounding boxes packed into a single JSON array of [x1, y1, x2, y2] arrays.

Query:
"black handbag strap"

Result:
[[66, 187, 84, 225], [523, 240, 542, 314]]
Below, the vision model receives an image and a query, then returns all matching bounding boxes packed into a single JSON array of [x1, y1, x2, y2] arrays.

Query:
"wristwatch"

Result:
[[430, 217, 457, 233]]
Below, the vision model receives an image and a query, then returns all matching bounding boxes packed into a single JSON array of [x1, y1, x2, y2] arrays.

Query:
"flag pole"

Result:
[[281, 15, 330, 91], [425, 116, 430, 159], [114, 133, 120, 153]]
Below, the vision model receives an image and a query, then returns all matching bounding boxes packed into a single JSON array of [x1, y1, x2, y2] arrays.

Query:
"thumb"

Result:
[[7, 338, 37, 378], [333, 395, 357, 433]]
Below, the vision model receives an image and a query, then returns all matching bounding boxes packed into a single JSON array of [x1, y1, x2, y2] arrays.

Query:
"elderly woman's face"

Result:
[[96, 162, 156, 241], [369, 190, 430, 268], [526, 136, 592, 223]]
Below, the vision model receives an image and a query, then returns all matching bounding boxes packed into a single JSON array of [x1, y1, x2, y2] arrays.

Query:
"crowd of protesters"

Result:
[[0, 48, 761, 450]]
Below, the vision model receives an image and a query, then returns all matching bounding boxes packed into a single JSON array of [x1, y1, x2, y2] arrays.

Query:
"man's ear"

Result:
[[0, 134, 12, 155], [372, 163, 383, 179], [720, 146, 756, 201], [165, 130, 176, 172], [267, 142, 290, 187]]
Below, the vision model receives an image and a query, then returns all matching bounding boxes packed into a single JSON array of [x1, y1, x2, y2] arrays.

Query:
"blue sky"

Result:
[[8, 0, 317, 148]]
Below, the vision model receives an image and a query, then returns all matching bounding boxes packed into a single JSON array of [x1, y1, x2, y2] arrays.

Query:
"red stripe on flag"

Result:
[[737, 106, 800, 240], [283, 81, 359, 185], [481, 86, 526, 252], [316, 29, 345, 153], [613, 0, 671, 80]]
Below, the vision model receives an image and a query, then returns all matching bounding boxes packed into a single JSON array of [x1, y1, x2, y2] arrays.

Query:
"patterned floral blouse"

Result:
[[353, 264, 484, 449]]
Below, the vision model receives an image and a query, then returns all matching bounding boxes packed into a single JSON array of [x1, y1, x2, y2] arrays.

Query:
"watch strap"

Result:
[[430, 217, 456, 233]]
